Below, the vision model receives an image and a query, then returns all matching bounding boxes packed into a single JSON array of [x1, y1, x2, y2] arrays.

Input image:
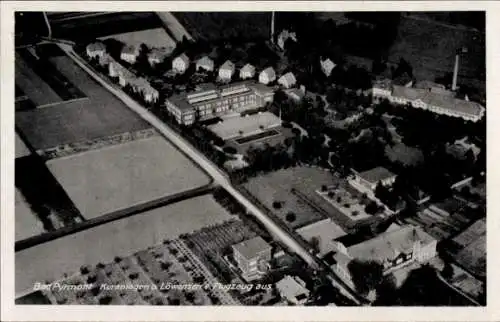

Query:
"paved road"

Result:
[[156, 12, 193, 42], [59, 44, 366, 305]]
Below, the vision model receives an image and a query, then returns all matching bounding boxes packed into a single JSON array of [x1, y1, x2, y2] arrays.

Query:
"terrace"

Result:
[[207, 112, 282, 141]]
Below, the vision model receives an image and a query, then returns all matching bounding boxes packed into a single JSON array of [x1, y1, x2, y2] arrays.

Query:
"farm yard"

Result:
[[173, 12, 271, 42], [98, 27, 177, 49], [15, 45, 152, 152], [242, 166, 337, 229], [46, 136, 211, 219], [15, 194, 236, 295]]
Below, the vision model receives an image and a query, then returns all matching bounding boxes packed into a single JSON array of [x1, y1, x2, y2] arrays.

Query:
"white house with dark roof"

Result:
[[276, 275, 310, 305], [278, 72, 297, 89], [259, 67, 276, 85], [120, 45, 140, 64], [86, 42, 106, 59], [240, 63, 256, 79], [172, 53, 190, 74], [196, 56, 214, 72], [320, 58, 336, 77], [218, 60, 235, 82]]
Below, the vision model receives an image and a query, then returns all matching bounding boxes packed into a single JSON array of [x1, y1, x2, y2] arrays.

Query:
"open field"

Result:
[[15, 52, 62, 106], [46, 136, 210, 219], [173, 12, 271, 42], [15, 194, 236, 295], [243, 166, 335, 229], [15, 189, 45, 242], [208, 112, 282, 141], [99, 27, 176, 49], [16, 48, 151, 152], [388, 14, 485, 90]]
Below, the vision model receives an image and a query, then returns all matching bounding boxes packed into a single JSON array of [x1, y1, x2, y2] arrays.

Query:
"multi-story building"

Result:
[[196, 56, 214, 72], [275, 275, 310, 305], [120, 45, 140, 64], [165, 81, 274, 125], [172, 53, 190, 74], [86, 42, 106, 59], [232, 236, 272, 282], [370, 79, 485, 122], [353, 167, 397, 191], [218, 60, 235, 82], [278, 72, 297, 89], [327, 225, 437, 291], [240, 63, 256, 80], [259, 67, 276, 85]]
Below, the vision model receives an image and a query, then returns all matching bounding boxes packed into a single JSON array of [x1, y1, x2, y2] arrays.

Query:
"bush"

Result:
[[282, 122, 292, 128], [129, 272, 139, 280], [99, 296, 113, 305], [365, 201, 380, 215], [114, 256, 122, 263], [80, 265, 89, 275], [328, 191, 335, 198], [272, 201, 282, 209], [291, 128, 301, 136], [321, 185, 328, 192], [285, 212, 296, 222], [352, 210, 359, 217]]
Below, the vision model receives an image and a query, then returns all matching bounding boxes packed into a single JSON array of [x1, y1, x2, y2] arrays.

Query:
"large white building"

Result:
[[370, 79, 485, 122], [172, 53, 190, 74], [259, 67, 276, 85]]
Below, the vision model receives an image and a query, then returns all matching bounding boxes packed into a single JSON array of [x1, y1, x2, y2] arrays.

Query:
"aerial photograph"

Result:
[[13, 11, 485, 307]]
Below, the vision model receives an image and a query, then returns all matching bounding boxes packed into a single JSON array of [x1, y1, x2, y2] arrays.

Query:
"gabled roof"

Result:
[[174, 53, 190, 64], [121, 45, 139, 55], [196, 56, 214, 66], [260, 67, 276, 79], [356, 167, 396, 184], [241, 63, 256, 73], [220, 60, 235, 71], [232, 236, 271, 260], [86, 42, 106, 52], [276, 275, 309, 300], [279, 72, 296, 85]]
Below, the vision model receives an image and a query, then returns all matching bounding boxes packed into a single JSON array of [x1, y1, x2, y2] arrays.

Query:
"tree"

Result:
[[365, 201, 380, 215], [99, 296, 113, 305], [321, 185, 328, 192], [310, 236, 321, 254], [285, 212, 296, 222], [442, 262, 454, 279], [347, 259, 385, 296], [272, 201, 283, 209]]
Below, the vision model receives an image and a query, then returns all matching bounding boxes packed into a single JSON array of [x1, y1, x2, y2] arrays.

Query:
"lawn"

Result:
[[99, 27, 176, 49], [46, 136, 211, 219], [243, 166, 336, 229], [15, 194, 236, 295], [16, 53, 151, 152], [385, 142, 424, 166], [388, 14, 485, 90]]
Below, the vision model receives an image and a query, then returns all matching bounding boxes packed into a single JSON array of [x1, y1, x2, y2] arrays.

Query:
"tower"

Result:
[[271, 11, 275, 44]]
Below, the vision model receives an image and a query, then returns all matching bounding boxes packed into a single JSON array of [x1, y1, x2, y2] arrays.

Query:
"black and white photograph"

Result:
[[1, 1, 496, 321]]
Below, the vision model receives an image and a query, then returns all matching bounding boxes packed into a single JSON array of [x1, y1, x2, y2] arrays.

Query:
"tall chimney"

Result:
[[452, 52, 460, 91], [271, 11, 275, 44]]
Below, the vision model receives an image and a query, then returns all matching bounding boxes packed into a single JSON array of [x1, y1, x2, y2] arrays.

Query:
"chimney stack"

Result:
[[452, 53, 459, 91], [271, 11, 275, 44]]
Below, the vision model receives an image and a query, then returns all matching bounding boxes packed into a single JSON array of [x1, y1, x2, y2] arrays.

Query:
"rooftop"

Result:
[[296, 218, 347, 256], [196, 56, 214, 66], [232, 236, 271, 260], [356, 166, 396, 184], [220, 60, 235, 71], [86, 42, 106, 52], [334, 225, 436, 265], [260, 67, 276, 78], [275, 275, 309, 301], [241, 63, 255, 73], [121, 45, 139, 55], [279, 72, 296, 84], [175, 53, 190, 64]]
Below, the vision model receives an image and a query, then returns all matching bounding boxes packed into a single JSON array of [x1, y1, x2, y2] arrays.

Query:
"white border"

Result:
[[2, 2, 499, 321]]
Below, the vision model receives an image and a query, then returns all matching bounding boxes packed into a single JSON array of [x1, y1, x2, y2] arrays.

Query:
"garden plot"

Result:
[[15, 194, 235, 295], [46, 136, 210, 219]]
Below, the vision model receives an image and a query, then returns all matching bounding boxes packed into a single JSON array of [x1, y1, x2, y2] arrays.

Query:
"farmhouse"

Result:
[[196, 56, 214, 72], [172, 53, 190, 74], [240, 63, 256, 80], [86, 42, 106, 59], [218, 60, 235, 82], [232, 236, 272, 282], [353, 167, 397, 191], [120, 45, 140, 64], [147, 47, 172, 66], [327, 225, 437, 289], [320, 58, 336, 77], [277, 29, 297, 51], [259, 67, 276, 85], [165, 81, 274, 125], [278, 72, 297, 89], [275, 275, 310, 305], [370, 79, 485, 122]]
